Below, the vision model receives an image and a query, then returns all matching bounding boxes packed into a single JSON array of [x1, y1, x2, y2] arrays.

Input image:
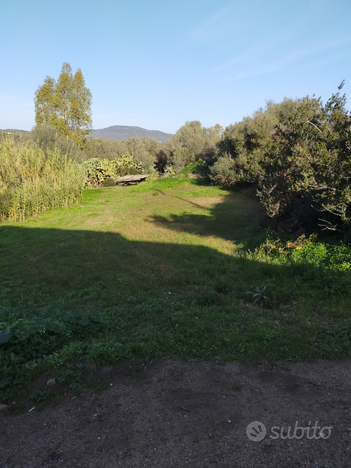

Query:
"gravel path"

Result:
[[1, 359, 351, 467]]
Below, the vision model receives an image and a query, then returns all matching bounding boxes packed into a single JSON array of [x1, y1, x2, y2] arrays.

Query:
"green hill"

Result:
[[87, 125, 173, 142]]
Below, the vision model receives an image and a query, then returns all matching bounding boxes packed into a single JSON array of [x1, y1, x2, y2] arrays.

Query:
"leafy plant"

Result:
[[0, 304, 104, 399], [246, 284, 269, 307], [81, 154, 142, 187]]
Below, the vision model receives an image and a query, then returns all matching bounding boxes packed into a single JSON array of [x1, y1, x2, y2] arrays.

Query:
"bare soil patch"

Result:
[[185, 196, 227, 208], [1, 359, 350, 468]]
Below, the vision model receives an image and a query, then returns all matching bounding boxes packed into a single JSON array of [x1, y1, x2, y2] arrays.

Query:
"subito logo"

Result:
[[246, 421, 267, 441]]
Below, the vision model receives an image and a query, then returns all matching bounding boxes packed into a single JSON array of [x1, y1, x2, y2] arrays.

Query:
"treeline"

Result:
[[81, 86, 351, 236], [83, 121, 221, 174], [1, 84, 350, 234], [211, 84, 351, 237]]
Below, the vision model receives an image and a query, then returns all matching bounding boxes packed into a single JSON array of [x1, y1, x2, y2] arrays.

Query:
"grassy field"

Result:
[[1, 175, 351, 401]]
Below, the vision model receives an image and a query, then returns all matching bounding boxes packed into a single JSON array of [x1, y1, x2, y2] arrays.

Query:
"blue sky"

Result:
[[1, 0, 351, 134]]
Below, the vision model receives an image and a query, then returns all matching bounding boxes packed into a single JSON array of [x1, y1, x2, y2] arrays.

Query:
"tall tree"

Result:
[[170, 120, 218, 169], [34, 76, 58, 128], [34, 63, 92, 148]]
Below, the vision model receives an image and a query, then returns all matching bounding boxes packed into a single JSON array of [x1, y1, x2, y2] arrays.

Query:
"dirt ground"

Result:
[[1, 358, 351, 468]]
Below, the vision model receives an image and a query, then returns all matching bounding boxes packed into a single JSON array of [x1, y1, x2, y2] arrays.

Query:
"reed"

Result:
[[0, 137, 84, 221]]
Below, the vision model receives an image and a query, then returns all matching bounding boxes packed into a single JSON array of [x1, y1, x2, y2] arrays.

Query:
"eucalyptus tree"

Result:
[[35, 63, 92, 148]]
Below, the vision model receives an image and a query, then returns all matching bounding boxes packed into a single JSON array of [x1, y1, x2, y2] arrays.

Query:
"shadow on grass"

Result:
[[146, 188, 265, 243], [2, 182, 351, 400], [0, 222, 350, 318], [0, 223, 266, 299], [1, 221, 351, 403]]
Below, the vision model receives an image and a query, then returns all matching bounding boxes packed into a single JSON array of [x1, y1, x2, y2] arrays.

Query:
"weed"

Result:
[[30, 387, 49, 402], [246, 284, 270, 307], [191, 290, 221, 306], [29, 388, 61, 411]]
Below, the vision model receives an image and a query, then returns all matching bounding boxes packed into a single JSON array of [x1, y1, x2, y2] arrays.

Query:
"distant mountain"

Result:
[[87, 125, 173, 143], [1, 129, 30, 134]]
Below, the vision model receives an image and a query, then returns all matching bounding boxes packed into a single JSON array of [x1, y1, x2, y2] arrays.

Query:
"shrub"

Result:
[[210, 153, 247, 188], [257, 85, 351, 232], [81, 154, 142, 187]]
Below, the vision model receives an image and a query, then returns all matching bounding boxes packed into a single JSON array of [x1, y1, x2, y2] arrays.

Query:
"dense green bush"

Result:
[[257, 84, 351, 232], [210, 153, 247, 188], [81, 154, 142, 187], [214, 99, 297, 186], [84, 136, 161, 172], [209, 86, 350, 235], [250, 233, 351, 272], [81, 158, 116, 187]]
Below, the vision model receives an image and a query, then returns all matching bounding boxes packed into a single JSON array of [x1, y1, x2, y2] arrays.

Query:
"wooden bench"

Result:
[[117, 175, 148, 186]]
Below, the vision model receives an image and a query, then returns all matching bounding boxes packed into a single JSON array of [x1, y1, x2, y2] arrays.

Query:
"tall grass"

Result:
[[0, 137, 84, 221]]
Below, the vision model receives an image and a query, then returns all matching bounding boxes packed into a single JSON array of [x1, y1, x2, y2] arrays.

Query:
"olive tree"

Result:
[[258, 83, 351, 231]]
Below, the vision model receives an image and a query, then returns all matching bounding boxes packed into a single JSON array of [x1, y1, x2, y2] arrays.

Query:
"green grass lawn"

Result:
[[1, 175, 351, 401]]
